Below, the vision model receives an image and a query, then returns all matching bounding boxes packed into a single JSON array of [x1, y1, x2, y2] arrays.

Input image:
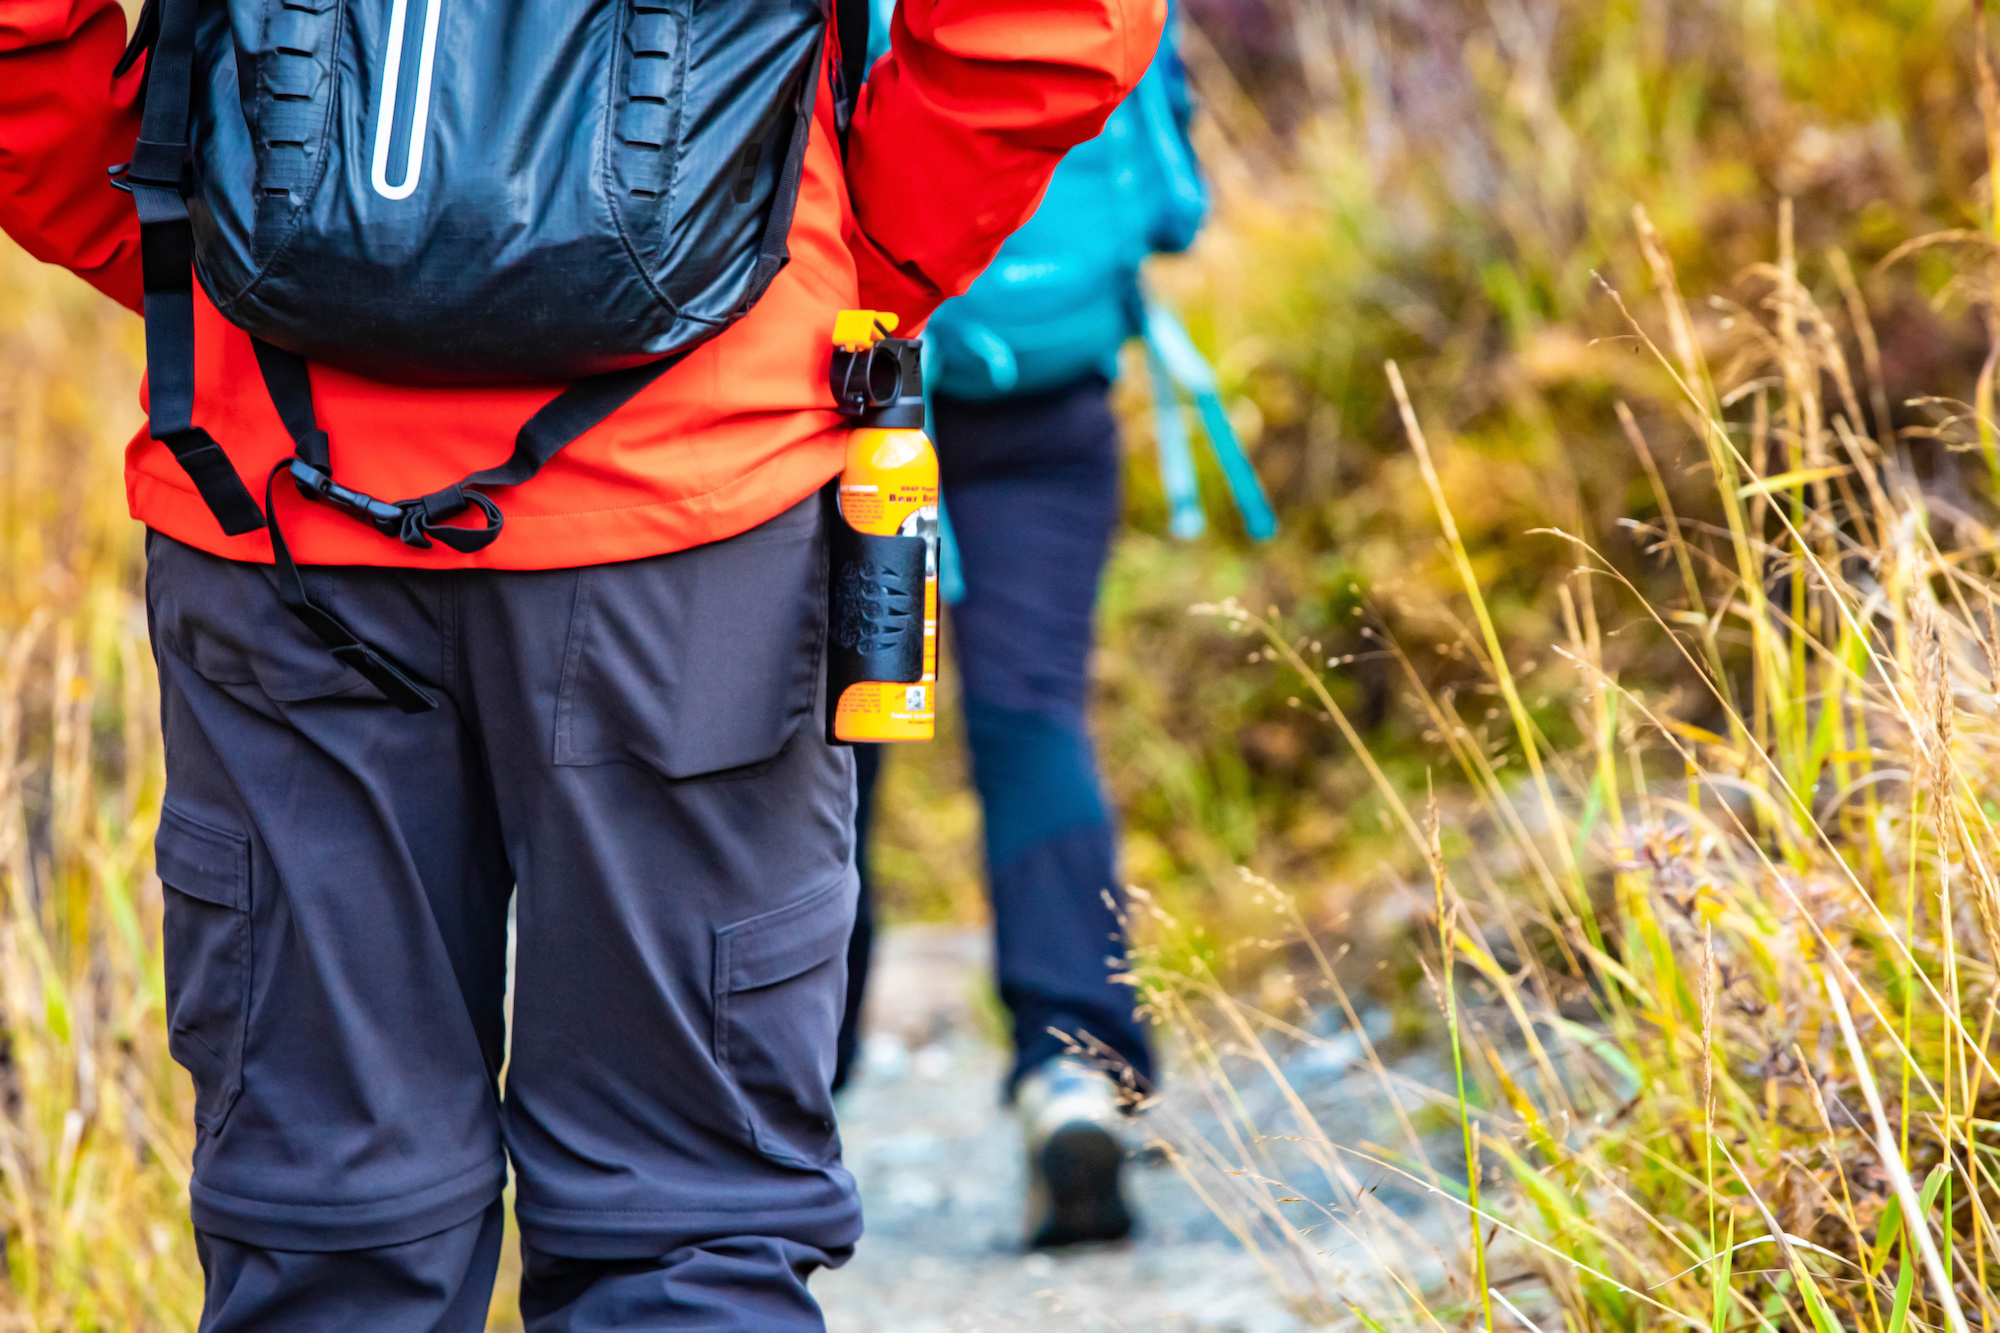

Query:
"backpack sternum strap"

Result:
[[249, 338, 502, 555]]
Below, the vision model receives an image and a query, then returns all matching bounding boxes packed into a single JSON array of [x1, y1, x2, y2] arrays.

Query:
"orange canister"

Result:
[[828, 311, 938, 743]]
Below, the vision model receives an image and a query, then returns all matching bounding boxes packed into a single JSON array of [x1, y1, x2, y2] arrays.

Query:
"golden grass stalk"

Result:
[[1823, 971, 1969, 1333]]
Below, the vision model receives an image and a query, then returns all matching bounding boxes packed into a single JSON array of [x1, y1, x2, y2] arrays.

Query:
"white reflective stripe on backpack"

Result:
[[370, 0, 445, 200]]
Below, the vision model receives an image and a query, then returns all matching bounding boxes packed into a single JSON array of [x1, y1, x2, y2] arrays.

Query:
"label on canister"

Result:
[[833, 427, 938, 743]]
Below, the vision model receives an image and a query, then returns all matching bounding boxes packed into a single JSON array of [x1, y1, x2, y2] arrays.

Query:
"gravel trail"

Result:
[[811, 925, 1443, 1332]]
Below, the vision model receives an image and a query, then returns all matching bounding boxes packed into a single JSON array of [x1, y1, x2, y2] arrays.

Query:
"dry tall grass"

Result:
[[0, 236, 196, 1328], [1123, 0, 2000, 1321], [1138, 212, 2000, 1326]]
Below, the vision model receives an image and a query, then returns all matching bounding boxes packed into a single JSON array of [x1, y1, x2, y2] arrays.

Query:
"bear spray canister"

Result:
[[825, 311, 938, 744]]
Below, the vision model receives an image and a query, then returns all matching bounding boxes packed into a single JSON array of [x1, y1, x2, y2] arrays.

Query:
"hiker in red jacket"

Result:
[[0, 0, 1162, 1324]]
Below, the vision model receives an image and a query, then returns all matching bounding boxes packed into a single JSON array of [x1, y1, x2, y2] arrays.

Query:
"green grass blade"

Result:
[[1886, 1238, 1917, 1333], [1870, 1196, 1902, 1278], [1881, 1173, 1946, 1333], [1346, 1304, 1392, 1333], [1918, 1164, 1950, 1211], [1798, 1274, 1845, 1333], [1711, 1213, 1735, 1333]]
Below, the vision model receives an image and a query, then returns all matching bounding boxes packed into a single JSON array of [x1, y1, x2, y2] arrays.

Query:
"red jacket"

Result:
[[0, 0, 1162, 568]]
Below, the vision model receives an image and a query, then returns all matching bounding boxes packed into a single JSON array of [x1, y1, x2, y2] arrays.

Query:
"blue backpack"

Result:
[[918, 33, 1206, 400], [866, 0, 1273, 581]]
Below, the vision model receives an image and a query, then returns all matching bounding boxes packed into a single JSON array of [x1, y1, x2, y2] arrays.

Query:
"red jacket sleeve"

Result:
[[843, 0, 1165, 328], [0, 0, 145, 312]]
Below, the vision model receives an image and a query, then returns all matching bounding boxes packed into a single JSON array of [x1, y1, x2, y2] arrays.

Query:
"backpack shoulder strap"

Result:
[[834, 0, 870, 149], [118, 0, 267, 536]]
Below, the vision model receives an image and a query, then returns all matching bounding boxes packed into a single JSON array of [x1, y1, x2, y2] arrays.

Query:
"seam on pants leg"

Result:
[[190, 1153, 507, 1252], [516, 1192, 863, 1260]]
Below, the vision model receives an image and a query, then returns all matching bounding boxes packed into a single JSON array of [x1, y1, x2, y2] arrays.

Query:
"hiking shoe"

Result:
[[1017, 1057, 1134, 1248]]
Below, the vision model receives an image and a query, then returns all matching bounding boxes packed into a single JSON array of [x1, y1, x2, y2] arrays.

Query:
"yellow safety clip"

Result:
[[832, 309, 900, 351]]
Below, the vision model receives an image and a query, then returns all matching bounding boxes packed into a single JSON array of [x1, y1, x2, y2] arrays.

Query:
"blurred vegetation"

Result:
[[0, 225, 191, 1326], [6, 0, 2000, 1326], [883, 0, 2000, 957]]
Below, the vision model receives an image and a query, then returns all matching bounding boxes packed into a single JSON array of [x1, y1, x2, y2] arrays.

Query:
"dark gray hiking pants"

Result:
[[145, 495, 860, 1330]]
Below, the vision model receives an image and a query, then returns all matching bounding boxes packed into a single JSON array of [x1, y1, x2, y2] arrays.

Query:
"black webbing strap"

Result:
[[833, 0, 869, 150], [745, 51, 822, 300], [247, 339, 691, 711], [455, 352, 693, 497], [260, 463, 440, 714], [122, 0, 265, 536]]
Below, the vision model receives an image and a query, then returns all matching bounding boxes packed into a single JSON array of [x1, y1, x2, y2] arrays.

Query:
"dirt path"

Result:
[[480, 922, 1456, 1331], [813, 926, 1325, 1332]]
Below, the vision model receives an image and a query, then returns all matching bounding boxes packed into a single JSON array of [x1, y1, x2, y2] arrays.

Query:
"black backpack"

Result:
[[118, 0, 872, 712]]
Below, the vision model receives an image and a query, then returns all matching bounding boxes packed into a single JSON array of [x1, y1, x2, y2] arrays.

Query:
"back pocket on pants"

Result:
[[554, 496, 824, 779], [156, 804, 253, 1132], [713, 872, 854, 1167]]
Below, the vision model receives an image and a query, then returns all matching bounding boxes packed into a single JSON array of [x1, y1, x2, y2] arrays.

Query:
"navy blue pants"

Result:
[[835, 376, 1152, 1092], [146, 495, 859, 1330]]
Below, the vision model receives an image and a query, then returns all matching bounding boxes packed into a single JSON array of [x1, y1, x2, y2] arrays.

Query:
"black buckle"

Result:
[[288, 460, 504, 552], [289, 459, 407, 536], [114, 134, 195, 201], [394, 486, 503, 551]]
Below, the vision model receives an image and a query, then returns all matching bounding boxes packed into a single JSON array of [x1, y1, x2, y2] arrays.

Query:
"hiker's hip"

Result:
[[125, 277, 854, 573]]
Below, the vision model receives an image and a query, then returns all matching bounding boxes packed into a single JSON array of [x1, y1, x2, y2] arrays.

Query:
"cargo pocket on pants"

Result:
[[713, 873, 853, 1167], [156, 803, 253, 1132]]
